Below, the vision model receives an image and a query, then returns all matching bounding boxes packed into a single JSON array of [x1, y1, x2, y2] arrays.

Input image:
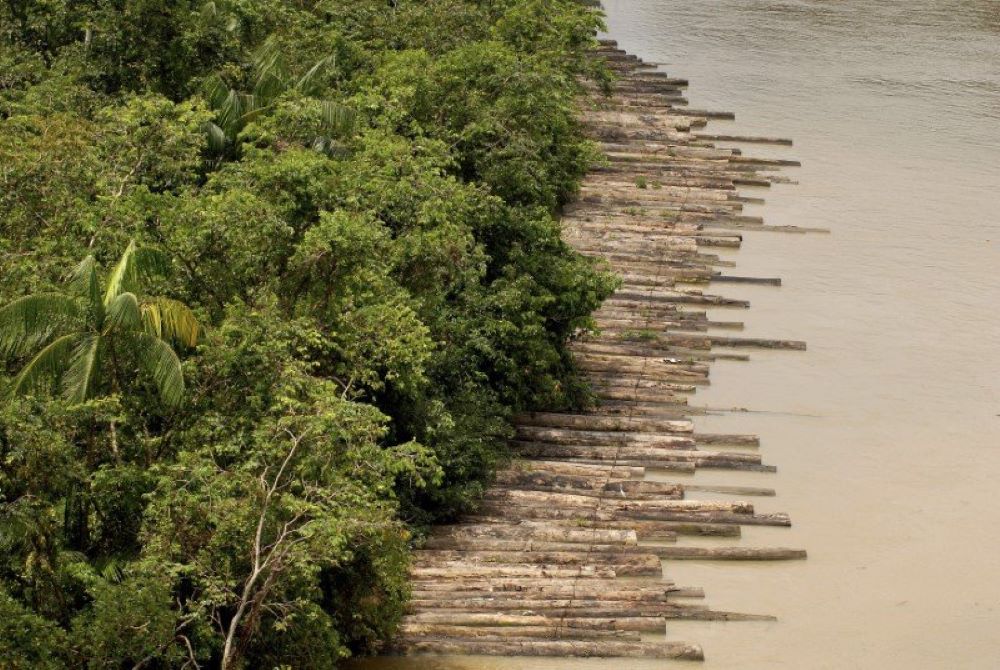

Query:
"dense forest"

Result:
[[0, 0, 616, 667]]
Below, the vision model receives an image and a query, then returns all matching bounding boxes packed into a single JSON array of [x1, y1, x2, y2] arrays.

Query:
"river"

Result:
[[353, 1, 1000, 667]]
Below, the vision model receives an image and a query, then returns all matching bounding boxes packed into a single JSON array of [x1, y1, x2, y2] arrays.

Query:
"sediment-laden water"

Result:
[[353, 1, 1000, 667]]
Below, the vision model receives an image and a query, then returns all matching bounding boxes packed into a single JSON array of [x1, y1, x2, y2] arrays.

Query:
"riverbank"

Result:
[[380, 36, 812, 662]]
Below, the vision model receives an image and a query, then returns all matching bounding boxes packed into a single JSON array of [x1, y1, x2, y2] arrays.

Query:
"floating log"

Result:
[[656, 546, 807, 560], [403, 611, 666, 632], [709, 335, 807, 350], [506, 459, 645, 479], [711, 275, 782, 286], [399, 624, 644, 641], [431, 522, 639, 545], [391, 637, 705, 660], [409, 579, 690, 600], [694, 133, 793, 146], [516, 411, 694, 434], [404, 597, 713, 616], [410, 565, 618, 579]]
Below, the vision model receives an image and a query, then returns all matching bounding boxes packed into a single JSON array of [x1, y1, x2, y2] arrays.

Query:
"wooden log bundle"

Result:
[[390, 26, 811, 663]]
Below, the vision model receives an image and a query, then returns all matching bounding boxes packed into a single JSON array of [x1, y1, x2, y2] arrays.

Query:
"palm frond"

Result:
[[142, 298, 200, 348], [140, 301, 161, 341], [102, 242, 170, 308], [214, 89, 242, 137], [252, 38, 288, 99], [234, 92, 268, 129], [69, 255, 103, 321], [202, 74, 232, 111], [105, 292, 142, 332], [203, 121, 228, 153], [61, 335, 103, 404], [319, 100, 356, 136], [9, 334, 80, 398], [135, 333, 185, 406], [297, 55, 336, 97], [103, 240, 139, 306], [215, 89, 265, 138], [254, 61, 287, 102], [0, 293, 81, 357]]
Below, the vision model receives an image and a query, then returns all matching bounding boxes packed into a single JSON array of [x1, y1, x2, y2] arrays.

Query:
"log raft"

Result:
[[390, 32, 810, 662]]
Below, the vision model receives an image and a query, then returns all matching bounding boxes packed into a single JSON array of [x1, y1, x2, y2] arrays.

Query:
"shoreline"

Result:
[[386, 34, 812, 662]]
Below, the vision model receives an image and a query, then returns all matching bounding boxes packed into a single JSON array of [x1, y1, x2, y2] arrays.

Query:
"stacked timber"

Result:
[[389, 36, 810, 662]]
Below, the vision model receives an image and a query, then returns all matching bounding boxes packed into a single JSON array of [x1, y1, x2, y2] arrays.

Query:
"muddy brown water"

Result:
[[352, 1, 1000, 667]]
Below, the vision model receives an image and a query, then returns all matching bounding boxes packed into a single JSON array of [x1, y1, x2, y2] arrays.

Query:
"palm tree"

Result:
[[0, 241, 199, 409], [202, 36, 356, 157]]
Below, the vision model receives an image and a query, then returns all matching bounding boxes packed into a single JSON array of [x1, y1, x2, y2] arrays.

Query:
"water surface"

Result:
[[354, 1, 1000, 667]]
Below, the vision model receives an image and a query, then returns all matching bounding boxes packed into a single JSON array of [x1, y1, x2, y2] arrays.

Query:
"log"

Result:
[[484, 489, 756, 513], [657, 546, 807, 560], [516, 411, 694, 434], [398, 624, 643, 641], [461, 514, 738, 538], [694, 133, 793, 146], [413, 551, 663, 577], [507, 459, 644, 479], [402, 611, 666, 632], [405, 597, 712, 616], [694, 432, 761, 447], [475, 502, 790, 527], [569, 518, 740, 538], [433, 521, 638, 545], [510, 444, 765, 467], [392, 636, 704, 660], [682, 483, 776, 497], [515, 425, 699, 447], [709, 335, 808, 350], [411, 583, 692, 602], [409, 565, 617, 579], [494, 473, 685, 501], [420, 538, 645, 553]]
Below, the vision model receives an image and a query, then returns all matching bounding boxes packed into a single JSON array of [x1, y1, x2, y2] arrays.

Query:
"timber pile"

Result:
[[390, 36, 810, 662]]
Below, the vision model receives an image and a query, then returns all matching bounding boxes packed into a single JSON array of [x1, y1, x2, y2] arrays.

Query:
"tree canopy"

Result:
[[0, 1, 616, 667]]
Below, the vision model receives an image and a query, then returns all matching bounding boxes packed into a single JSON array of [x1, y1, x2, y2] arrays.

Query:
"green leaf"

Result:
[[135, 333, 185, 406], [203, 120, 228, 153], [69, 255, 104, 325], [105, 292, 142, 333], [297, 56, 335, 97], [0, 293, 81, 357], [252, 38, 288, 100], [102, 241, 171, 307], [103, 240, 139, 306], [319, 100, 356, 136], [61, 335, 103, 404], [9, 334, 80, 399], [202, 74, 232, 111]]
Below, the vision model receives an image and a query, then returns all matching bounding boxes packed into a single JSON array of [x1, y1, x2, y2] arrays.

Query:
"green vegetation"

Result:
[[0, 1, 617, 668]]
